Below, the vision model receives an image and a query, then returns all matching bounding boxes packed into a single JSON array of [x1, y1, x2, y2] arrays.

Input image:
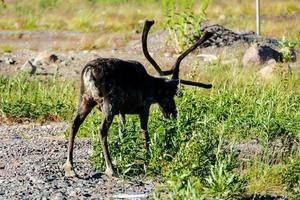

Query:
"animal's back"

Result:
[[81, 58, 151, 113], [83, 58, 149, 88]]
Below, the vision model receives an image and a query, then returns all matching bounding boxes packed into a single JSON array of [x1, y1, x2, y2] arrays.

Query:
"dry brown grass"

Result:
[[207, 0, 300, 40], [0, 0, 298, 42]]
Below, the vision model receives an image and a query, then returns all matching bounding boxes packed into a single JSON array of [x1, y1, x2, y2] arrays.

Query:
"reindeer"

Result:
[[63, 20, 213, 177]]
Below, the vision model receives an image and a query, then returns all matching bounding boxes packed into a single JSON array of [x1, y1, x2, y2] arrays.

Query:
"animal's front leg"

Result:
[[139, 110, 150, 152], [99, 115, 115, 177]]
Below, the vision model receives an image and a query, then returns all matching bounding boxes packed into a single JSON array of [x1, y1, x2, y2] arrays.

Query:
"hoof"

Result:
[[105, 168, 116, 178], [65, 169, 76, 177], [63, 162, 76, 177]]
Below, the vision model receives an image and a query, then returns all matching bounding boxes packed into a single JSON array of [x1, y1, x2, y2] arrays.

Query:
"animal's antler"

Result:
[[142, 20, 173, 76], [171, 31, 214, 88], [171, 31, 213, 79], [142, 19, 213, 88], [142, 20, 164, 76]]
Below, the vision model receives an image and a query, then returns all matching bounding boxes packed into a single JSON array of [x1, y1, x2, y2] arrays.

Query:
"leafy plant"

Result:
[[283, 155, 300, 199], [201, 134, 247, 199], [203, 154, 246, 199], [163, 0, 210, 52], [278, 36, 297, 62]]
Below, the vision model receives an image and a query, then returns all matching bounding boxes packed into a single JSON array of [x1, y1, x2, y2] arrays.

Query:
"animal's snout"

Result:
[[163, 110, 177, 119]]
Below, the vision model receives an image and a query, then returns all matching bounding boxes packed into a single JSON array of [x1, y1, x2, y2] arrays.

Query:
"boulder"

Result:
[[199, 24, 257, 48], [21, 51, 59, 75], [289, 62, 300, 72], [258, 59, 277, 79], [33, 51, 58, 66], [235, 135, 298, 165], [21, 60, 48, 74], [243, 44, 283, 68], [258, 59, 291, 80], [4, 57, 17, 65], [21, 52, 59, 75], [196, 54, 218, 62]]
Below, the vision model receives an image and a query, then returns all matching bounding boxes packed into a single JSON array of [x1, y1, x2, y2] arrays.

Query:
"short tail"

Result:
[[81, 66, 99, 98]]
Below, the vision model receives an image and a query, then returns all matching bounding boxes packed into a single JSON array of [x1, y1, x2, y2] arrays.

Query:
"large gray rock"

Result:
[[258, 59, 277, 79], [4, 57, 17, 65], [242, 44, 283, 68], [21, 60, 48, 74], [199, 24, 257, 48], [32, 51, 58, 66], [258, 59, 291, 80], [21, 52, 59, 75]]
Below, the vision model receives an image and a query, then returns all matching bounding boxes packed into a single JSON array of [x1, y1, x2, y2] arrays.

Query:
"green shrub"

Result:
[[163, 0, 210, 52], [203, 152, 247, 199], [283, 156, 300, 198], [278, 36, 297, 62]]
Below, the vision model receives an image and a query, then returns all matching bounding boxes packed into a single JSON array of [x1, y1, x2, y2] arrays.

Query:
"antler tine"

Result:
[[171, 31, 214, 80], [180, 79, 212, 89], [142, 20, 164, 76]]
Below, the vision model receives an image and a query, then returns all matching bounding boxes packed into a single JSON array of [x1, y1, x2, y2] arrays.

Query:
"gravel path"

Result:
[[0, 123, 155, 199]]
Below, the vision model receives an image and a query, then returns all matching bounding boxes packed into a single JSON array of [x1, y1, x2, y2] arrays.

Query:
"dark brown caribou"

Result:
[[63, 20, 213, 177]]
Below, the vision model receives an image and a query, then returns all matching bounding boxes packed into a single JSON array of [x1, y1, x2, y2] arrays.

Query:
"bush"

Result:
[[203, 153, 247, 199], [163, 0, 210, 52], [283, 156, 300, 198]]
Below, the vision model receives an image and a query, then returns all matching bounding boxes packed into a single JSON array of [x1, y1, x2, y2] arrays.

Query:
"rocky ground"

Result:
[[0, 122, 155, 199]]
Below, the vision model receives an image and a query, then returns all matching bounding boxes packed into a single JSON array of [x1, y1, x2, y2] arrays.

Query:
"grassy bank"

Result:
[[0, 74, 77, 123], [0, 62, 299, 198]]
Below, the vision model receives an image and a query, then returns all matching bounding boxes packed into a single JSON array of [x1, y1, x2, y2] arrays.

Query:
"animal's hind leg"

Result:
[[64, 97, 95, 177]]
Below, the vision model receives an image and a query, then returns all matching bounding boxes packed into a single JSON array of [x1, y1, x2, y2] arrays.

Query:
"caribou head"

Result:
[[142, 20, 213, 118]]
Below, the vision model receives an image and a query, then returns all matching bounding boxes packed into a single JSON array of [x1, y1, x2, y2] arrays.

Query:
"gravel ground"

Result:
[[0, 123, 155, 199]]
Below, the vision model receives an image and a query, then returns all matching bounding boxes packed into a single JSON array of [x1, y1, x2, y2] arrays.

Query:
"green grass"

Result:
[[0, 74, 77, 122], [283, 155, 300, 199], [0, 62, 299, 198], [0, 45, 14, 53], [0, 0, 163, 33]]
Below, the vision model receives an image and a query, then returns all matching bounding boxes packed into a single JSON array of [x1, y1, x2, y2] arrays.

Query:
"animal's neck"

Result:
[[148, 76, 168, 102]]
